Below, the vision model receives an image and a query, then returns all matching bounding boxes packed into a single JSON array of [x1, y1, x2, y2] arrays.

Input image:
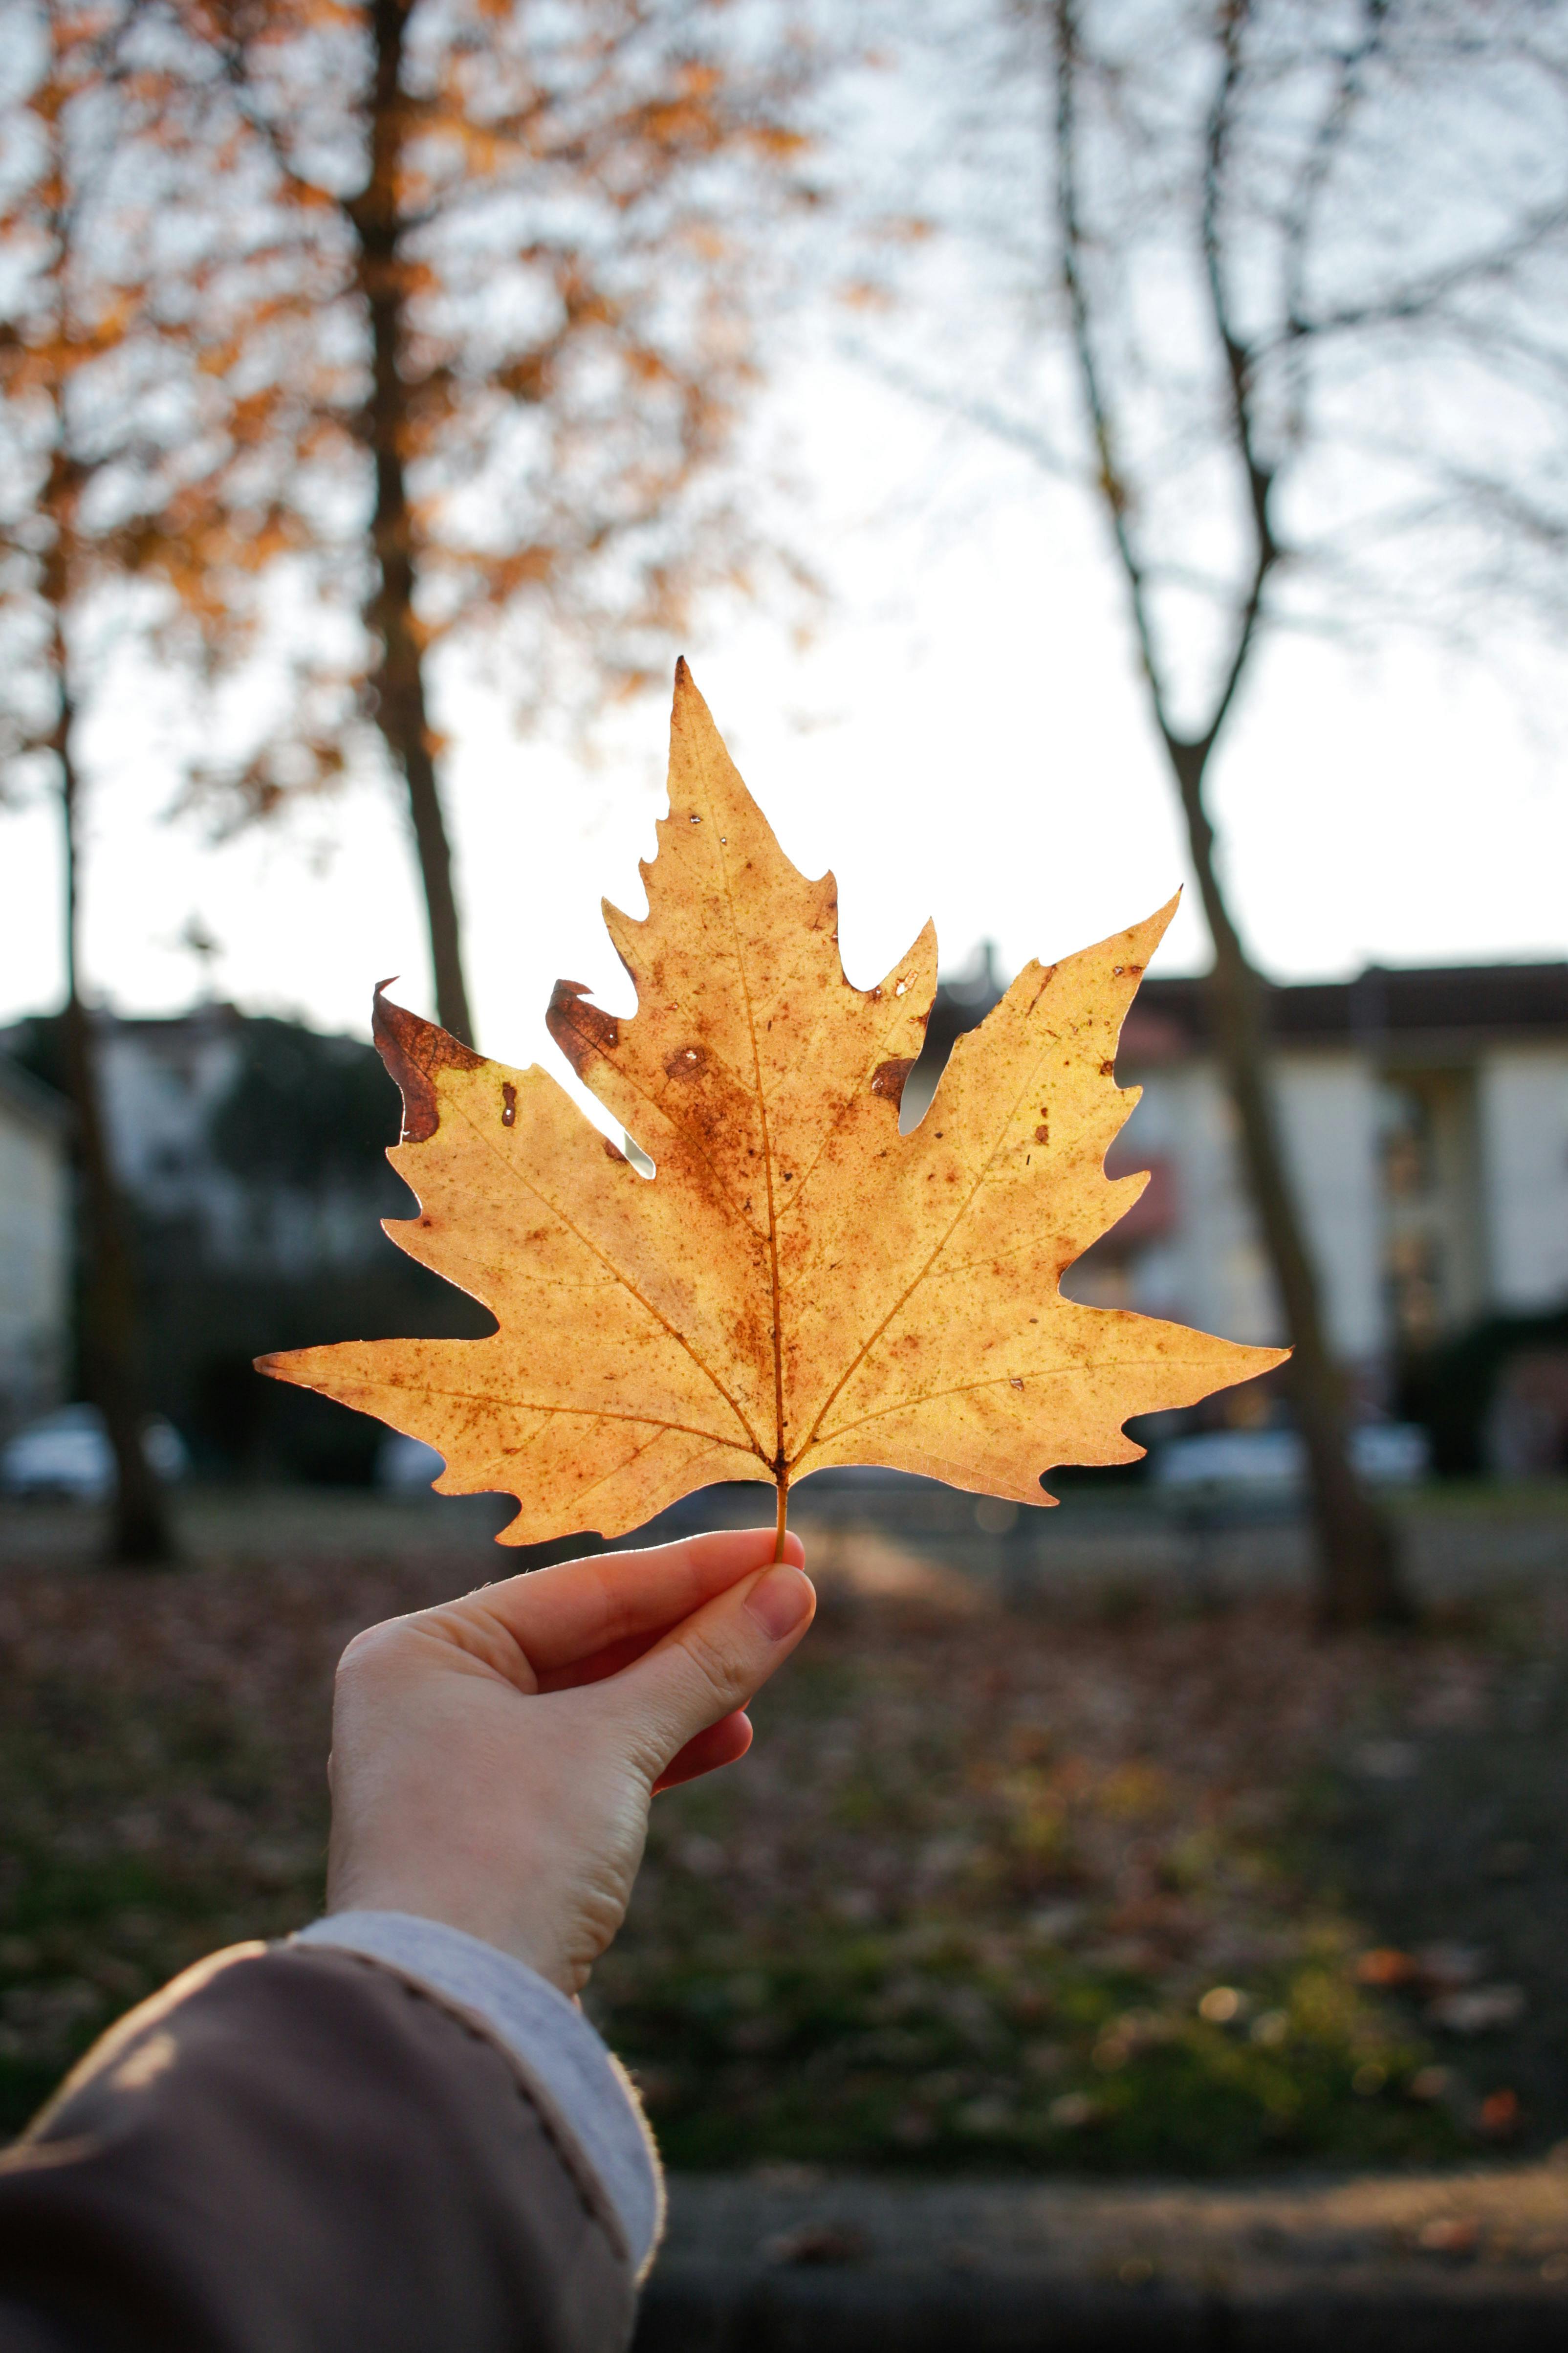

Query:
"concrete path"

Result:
[[636, 2164, 1568, 2349]]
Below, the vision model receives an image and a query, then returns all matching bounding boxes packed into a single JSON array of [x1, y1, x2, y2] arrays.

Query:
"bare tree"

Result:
[[0, 5, 180, 1562], [152, 0, 823, 1043], [2, 7, 201, 1559], [889, 0, 1568, 1624], [0, 0, 330, 1558]]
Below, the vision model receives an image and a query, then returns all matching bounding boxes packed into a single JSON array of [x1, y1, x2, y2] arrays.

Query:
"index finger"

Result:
[[461, 1525, 806, 1678]]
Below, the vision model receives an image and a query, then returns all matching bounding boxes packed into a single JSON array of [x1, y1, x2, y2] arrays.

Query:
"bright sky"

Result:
[[1, 355, 1564, 1084]]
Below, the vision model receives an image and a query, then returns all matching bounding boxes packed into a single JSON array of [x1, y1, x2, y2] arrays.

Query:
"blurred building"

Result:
[[914, 954, 1568, 1461], [90, 1004, 398, 1277], [0, 1006, 487, 1477], [5, 967, 1565, 1477], [0, 1054, 70, 1434], [1098, 964, 1568, 1364]]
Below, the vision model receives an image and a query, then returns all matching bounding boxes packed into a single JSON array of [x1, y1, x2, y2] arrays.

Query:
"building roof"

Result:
[[919, 958, 1568, 1071], [1127, 962, 1568, 1060]]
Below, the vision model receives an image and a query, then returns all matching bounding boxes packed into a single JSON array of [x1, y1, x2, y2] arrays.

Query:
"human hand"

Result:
[[324, 1529, 815, 1995]]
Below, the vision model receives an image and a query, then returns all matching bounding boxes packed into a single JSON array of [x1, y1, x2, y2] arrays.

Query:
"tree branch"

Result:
[[843, 339, 1072, 478], [1051, 0, 1171, 728], [1194, 0, 1276, 759], [1278, 0, 1392, 446], [1284, 192, 1568, 347]]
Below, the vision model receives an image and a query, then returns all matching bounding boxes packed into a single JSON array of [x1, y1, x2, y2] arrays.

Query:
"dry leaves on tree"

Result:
[[259, 663, 1282, 1545]]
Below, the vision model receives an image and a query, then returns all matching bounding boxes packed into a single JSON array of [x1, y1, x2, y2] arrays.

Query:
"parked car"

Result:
[[0, 1404, 189, 1501], [1152, 1422, 1431, 1494]]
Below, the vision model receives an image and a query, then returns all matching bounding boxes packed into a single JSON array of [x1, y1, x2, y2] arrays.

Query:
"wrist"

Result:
[[327, 1846, 584, 1992]]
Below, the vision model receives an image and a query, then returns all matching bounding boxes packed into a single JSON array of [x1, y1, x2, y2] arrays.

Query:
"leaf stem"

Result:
[[773, 1472, 789, 1562]]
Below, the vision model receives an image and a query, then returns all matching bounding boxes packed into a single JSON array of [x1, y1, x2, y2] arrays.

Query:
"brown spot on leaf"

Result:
[[604, 1137, 627, 1164], [1034, 1122, 1050, 1144], [373, 982, 485, 1144], [664, 1043, 709, 1080], [501, 1082, 517, 1128], [547, 979, 619, 1077], [1010, 1377, 1024, 1390], [871, 1056, 916, 1108], [1099, 1059, 1116, 1078]]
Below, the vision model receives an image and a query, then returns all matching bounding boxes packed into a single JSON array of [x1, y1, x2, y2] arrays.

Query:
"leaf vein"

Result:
[[446, 1090, 768, 1461], [812, 1353, 1228, 1451], [351, 1377, 754, 1453], [794, 1009, 1105, 1458]]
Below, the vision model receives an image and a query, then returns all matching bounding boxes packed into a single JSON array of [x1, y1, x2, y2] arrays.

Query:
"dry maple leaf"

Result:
[[259, 662, 1284, 1550]]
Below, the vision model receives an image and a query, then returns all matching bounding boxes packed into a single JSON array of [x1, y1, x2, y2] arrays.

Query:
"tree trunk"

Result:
[[349, 0, 475, 1046], [57, 697, 175, 1567], [1167, 735, 1411, 1627]]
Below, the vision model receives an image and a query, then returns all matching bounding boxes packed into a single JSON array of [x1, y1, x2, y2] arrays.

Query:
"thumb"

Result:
[[608, 1561, 816, 1782]]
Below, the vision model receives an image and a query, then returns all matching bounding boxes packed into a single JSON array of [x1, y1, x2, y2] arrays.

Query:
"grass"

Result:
[[0, 1513, 1556, 2167], [592, 1595, 1461, 2172]]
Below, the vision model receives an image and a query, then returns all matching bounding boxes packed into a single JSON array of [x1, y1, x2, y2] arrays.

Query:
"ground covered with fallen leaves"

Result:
[[1, 1507, 1563, 2172]]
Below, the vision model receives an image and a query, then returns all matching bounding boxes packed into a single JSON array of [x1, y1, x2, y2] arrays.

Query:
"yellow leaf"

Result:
[[259, 663, 1283, 1543]]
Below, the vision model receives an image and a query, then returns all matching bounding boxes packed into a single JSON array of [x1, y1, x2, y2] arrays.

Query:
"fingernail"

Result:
[[744, 1564, 813, 1642]]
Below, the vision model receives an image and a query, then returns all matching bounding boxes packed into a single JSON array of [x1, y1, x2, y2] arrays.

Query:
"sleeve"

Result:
[[0, 1933, 656, 2353]]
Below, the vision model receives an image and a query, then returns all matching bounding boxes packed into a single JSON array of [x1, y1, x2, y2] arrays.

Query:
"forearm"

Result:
[[0, 1936, 653, 2353]]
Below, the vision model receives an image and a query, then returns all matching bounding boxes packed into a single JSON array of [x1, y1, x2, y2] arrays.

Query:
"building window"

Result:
[[1377, 1073, 1481, 1350]]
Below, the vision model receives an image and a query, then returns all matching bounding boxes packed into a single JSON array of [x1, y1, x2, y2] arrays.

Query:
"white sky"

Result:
[[1, 355, 1564, 1082]]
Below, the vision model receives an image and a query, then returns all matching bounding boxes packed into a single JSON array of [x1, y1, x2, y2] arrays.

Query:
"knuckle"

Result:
[[335, 1618, 413, 1687], [675, 1622, 748, 1717]]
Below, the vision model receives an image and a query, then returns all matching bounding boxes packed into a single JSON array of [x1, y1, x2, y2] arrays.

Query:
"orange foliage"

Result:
[[2, 1, 822, 857]]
